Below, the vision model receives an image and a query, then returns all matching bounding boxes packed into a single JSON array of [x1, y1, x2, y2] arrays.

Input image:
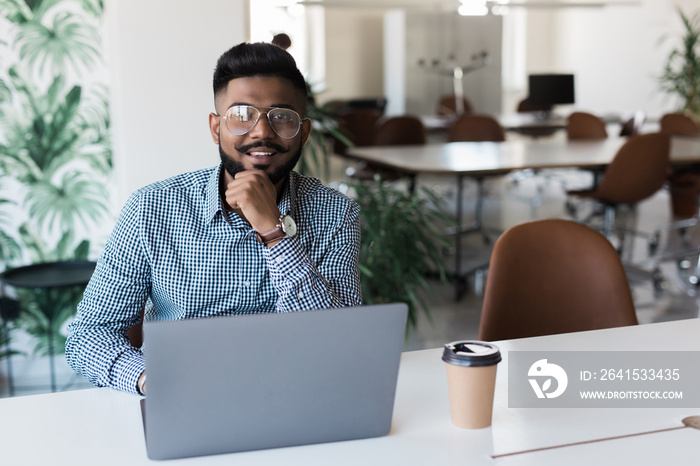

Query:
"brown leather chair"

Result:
[[354, 115, 426, 186], [513, 98, 558, 138], [344, 113, 425, 183], [660, 113, 700, 136], [566, 111, 608, 140], [127, 306, 145, 348], [567, 132, 671, 239], [478, 219, 638, 341], [373, 115, 427, 146], [448, 114, 505, 142], [332, 108, 383, 156], [436, 94, 473, 116], [516, 97, 553, 114]]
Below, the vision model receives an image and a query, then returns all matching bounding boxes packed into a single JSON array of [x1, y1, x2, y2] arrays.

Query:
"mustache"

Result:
[[235, 141, 289, 154]]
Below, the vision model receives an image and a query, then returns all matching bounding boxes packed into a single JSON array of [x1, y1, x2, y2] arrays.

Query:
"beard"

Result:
[[219, 140, 303, 185]]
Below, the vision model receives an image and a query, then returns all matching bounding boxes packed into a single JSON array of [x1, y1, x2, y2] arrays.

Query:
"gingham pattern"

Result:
[[66, 165, 361, 394]]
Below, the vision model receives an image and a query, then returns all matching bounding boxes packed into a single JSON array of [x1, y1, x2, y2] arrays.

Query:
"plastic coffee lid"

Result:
[[442, 340, 502, 367]]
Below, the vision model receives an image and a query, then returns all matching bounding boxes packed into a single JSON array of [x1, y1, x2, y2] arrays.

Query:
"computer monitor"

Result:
[[527, 74, 575, 110]]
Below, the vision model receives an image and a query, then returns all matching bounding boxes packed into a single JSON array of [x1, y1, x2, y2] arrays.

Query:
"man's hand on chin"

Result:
[[224, 169, 281, 234]]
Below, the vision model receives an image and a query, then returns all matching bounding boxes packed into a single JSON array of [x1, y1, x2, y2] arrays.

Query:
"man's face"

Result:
[[209, 76, 311, 187]]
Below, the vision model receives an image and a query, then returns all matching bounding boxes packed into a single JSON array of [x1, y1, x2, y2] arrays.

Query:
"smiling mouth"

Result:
[[246, 150, 276, 163]]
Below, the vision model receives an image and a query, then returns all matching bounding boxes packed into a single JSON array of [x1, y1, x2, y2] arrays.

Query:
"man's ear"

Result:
[[209, 113, 221, 144], [300, 118, 313, 148]]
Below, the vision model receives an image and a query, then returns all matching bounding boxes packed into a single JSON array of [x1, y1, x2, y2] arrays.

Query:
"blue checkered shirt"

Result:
[[66, 165, 361, 394]]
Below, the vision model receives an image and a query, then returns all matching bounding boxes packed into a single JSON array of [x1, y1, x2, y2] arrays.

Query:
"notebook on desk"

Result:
[[140, 303, 408, 460]]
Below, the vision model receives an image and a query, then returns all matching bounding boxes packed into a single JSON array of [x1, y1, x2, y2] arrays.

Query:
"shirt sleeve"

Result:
[[65, 192, 150, 395], [264, 199, 362, 312]]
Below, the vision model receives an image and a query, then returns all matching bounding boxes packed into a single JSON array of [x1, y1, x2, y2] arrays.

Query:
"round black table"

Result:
[[0, 261, 96, 392]]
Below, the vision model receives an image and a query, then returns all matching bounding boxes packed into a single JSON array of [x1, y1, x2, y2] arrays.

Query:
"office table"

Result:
[[347, 136, 700, 177], [347, 136, 700, 299], [1, 318, 698, 465]]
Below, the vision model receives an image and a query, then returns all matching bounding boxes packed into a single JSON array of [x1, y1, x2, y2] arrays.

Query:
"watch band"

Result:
[[256, 214, 296, 246], [255, 224, 286, 245]]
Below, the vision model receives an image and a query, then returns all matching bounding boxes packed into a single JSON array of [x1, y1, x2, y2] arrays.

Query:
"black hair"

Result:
[[212, 42, 307, 103]]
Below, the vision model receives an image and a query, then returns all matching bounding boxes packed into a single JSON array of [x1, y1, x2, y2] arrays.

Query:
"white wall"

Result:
[[105, 0, 249, 208], [396, 12, 503, 116], [320, 8, 385, 104], [323, 1, 698, 118], [541, 0, 698, 117]]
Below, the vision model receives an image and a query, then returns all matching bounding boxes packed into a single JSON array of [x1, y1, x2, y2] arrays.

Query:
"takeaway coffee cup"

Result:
[[442, 340, 501, 429]]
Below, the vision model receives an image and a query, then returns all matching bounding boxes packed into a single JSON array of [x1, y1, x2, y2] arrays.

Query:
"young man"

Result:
[[66, 43, 362, 395]]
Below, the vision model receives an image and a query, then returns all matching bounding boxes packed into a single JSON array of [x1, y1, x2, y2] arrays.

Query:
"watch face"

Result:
[[281, 215, 297, 236]]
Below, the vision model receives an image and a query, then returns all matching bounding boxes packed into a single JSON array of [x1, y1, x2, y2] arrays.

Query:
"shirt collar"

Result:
[[204, 165, 223, 224]]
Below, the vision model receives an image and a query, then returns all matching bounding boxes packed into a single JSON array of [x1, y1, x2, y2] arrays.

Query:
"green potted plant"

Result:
[[350, 179, 454, 331], [658, 8, 700, 217], [659, 8, 700, 120]]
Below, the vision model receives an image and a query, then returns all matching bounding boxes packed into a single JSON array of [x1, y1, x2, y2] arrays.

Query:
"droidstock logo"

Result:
[[528, 359, 568, 399]]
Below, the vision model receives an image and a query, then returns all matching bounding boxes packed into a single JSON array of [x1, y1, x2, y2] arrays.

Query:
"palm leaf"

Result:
[[15, 11, 100, 77], [18, 222, 51, 263], [0, 230, 22, 262], [0, 77, 10, 103], [0, 0, 34, 24], [25, 171, 108, 232], [17, 223, 89, 263], [74, 0, 103, 17], [3, 70, 111, 177]]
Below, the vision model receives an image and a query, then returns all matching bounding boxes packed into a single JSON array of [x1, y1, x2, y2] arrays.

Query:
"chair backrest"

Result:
[[332, 108, 383, 155], [516, 97, 553, 114], [436, 94, 473, 116], [448, 114, 506, 142], [478, 219, 638, 341], [321, 99, 349, 117], [594, 132, 671, 204], [373, 115, 426, 146], [567, 111, 608, 139], [618, 110, 646, 137], [127, 306, 145, 348], [660, 113, 700, 136]]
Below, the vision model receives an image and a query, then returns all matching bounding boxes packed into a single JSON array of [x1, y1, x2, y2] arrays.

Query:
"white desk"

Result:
[[1, 319, 699, 465]]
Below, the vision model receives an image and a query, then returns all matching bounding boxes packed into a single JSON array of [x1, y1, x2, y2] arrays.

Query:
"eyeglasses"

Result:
[[220, 105, 304, 139]]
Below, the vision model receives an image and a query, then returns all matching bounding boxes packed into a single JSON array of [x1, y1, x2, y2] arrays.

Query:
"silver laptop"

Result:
[[141, 303, 408, 460]]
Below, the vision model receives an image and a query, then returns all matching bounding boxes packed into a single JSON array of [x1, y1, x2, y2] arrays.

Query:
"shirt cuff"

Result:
[[263, 236, 306, 278], [111, 349, 146, 395]]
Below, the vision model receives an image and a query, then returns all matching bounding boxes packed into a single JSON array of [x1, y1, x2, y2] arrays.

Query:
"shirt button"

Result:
[[275, 256, 284, 264], [297, 292, 303, 299], [243, 281, 250, 287]]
